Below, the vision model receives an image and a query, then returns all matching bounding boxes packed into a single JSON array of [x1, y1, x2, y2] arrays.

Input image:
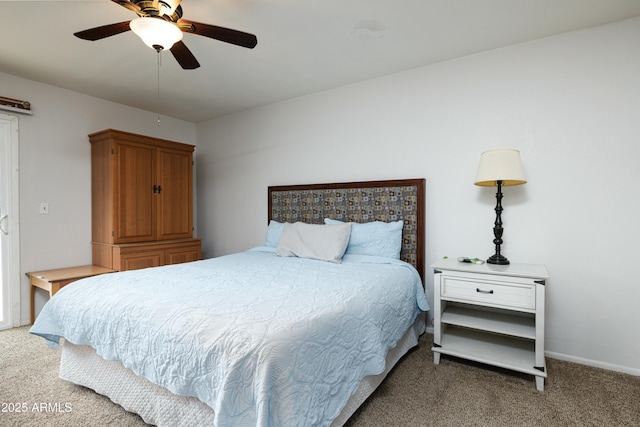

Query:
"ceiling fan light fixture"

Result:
[[130, 17, 183, 51]]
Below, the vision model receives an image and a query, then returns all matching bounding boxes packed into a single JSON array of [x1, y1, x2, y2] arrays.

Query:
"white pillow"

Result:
[[276, 222, 351, 263]]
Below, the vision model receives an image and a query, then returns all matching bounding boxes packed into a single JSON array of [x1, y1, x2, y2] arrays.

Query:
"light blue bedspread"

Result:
[[30, 247, 429, 427]]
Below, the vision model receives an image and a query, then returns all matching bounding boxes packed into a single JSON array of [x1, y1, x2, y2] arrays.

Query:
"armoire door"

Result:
[[113, 140, 157, 243], [156, 147, 193, 240]]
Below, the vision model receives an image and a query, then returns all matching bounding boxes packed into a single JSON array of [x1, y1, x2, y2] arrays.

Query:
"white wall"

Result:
[[0, 72, 197, 325], [196, 17, 640, 375]]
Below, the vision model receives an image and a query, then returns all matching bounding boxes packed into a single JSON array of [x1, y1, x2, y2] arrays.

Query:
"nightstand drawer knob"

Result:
[[476, 288, 494, 294]]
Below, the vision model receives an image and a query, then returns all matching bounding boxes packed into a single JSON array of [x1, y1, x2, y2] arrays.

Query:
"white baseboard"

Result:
[[544, 350, 640, 377]]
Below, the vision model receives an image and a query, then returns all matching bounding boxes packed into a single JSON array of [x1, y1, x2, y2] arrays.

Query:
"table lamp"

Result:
[[474, 149, 526, 265]]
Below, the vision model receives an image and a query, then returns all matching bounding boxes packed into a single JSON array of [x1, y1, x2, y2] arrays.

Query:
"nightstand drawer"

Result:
[[441, 276, 536, 310]]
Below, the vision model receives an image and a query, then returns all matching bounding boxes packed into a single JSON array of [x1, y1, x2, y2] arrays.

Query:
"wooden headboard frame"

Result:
[[268, 178, 426, 282]]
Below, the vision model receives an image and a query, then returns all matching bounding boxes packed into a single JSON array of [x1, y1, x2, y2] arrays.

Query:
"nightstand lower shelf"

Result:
[[433, 326, 547, 378]]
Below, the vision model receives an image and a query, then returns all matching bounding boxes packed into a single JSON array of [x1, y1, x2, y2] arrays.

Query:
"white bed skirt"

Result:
[[59, 313, 425, 426]]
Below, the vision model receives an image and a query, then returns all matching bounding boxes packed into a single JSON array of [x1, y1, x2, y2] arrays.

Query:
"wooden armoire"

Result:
[[90, 129, 201, 271]]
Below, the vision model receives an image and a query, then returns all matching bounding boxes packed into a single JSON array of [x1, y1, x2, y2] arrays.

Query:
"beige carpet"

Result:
[[1, 326, 639, 426]]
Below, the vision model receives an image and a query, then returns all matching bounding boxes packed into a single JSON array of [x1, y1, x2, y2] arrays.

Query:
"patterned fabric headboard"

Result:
[[268, 179, 425, 281]]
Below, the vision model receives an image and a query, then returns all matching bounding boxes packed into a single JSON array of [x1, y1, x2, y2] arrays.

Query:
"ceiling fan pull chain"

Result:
[[157, 49, 162, 126]]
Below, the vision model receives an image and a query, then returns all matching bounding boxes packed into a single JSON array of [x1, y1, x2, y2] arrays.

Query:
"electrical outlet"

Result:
[[39, 203, 48, 214]]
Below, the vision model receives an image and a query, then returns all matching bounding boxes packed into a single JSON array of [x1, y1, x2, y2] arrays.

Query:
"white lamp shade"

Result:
[[130, 17, 183, 51], [474, 149, 527, 187]]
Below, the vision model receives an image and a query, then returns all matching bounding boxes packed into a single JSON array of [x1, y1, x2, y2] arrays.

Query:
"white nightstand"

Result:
[[431, 258, 549, 391]]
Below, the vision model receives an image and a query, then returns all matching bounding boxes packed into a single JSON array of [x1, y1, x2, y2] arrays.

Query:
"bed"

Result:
[[30, 178, 428, 427]]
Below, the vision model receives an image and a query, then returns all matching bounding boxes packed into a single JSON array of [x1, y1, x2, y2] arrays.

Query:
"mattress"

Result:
[[59, 313, 425, 426]]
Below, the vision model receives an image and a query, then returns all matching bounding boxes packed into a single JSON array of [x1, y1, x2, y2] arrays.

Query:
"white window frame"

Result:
[[0, 113, 21, 330]]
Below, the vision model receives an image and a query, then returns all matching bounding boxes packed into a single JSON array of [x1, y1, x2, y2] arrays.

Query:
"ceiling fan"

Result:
[[74, 0, 258, 70]]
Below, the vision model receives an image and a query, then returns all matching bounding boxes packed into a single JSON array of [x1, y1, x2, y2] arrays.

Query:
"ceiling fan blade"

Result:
[[74, 21, 132, 41], [177, 19, 257, 49], [110, 0, 142, 14], [170, 41, 200, 70]]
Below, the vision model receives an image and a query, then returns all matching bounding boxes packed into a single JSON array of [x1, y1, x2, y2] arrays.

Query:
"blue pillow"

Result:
[[324, 219, 403, 259], [265, 220, 285, 247]]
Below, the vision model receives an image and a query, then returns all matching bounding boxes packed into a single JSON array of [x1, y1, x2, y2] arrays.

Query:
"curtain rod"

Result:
[[0, 96, 32, 115]]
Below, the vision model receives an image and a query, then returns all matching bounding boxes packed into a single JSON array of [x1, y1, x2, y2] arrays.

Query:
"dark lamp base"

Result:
[[487, 254, 510, 265]]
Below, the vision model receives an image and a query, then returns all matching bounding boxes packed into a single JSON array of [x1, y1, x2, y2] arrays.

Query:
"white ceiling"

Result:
[[2, 0, 640, 123]]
